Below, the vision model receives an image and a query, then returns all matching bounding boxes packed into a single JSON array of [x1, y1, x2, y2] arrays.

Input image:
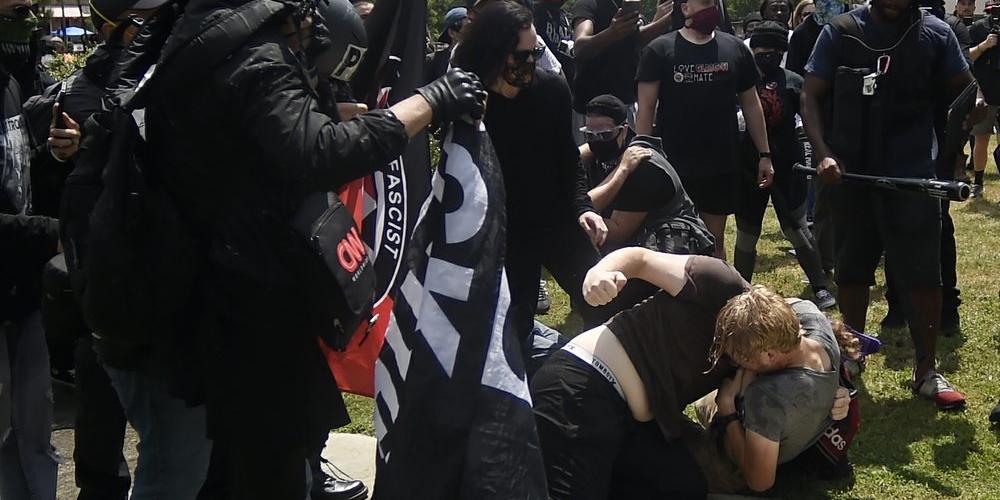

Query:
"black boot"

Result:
[[312, 459, 368, 500], [990, 399, 1000, 424]]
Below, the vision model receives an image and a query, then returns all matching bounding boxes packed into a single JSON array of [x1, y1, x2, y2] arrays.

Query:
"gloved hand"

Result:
[[415, 68, 487, 124]]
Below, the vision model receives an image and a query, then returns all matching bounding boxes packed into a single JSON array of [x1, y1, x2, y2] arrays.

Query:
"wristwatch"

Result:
[[714, 412, 741, 431], [758, 151, 772, 159]]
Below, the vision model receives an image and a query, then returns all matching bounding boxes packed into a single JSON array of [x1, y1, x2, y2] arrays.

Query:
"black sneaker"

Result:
[[812, 289, 837, 310], [536, 280, 551, 315], [312, 459, 367, 500], [880, 309, 906, 329], [971, 184, 985, 198], [991, 399, 1000, 424]]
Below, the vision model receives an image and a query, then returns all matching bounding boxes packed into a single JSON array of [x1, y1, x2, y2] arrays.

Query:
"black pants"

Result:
[[734, 167, 827, 289], [531, 350, 708, 500], [885, 199, 960, 317], [73, 336, 130, 500], [506, 222, 636, 341]]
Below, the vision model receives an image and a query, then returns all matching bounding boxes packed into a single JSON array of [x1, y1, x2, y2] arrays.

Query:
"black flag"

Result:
[[373, 121, 548, 499]]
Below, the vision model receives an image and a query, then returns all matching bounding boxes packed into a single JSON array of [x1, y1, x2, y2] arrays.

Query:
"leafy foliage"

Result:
[[44, 52, 91, 81]]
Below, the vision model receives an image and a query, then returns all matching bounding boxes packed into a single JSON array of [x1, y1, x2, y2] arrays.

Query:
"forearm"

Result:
[[970, 42, 989, 61], [390, 94, 434, 138], [636, 84, 658, 135], [723, 420, 748, 469], [588, 167, 630, 211], [575, 29, 621, 60], [594, 247, 689, 295]]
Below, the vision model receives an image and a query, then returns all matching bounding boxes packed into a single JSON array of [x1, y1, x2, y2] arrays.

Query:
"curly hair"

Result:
[[707, 285, 800, 371], [453, 0, 533, 87]]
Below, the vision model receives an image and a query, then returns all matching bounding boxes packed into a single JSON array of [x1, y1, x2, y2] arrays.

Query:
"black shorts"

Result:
[[530, 350, 708, 500], [831, 183, 942, 287], [681, 172, 741, 216]]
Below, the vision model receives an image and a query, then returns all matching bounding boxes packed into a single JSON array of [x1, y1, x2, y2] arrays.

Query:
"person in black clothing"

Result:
[[760, 0, 792, 25], [33, 1, 165, 497], [535, 0, 576, 85], [581, 94, 713, 256], [0, 0, 59, 496], [881, 0, 972, 335], [801, 0, 977, 410], [733, 22, 836, 309], [142, 0, 485, 496], [454, 1, 622, 340], [571, 0, 674, 118], [426, 7, 468, 83], [636, 0, 775, 262], [967, 1, 1000, 198], [743, 11, 763, 37], [580, 94, 715, 309]]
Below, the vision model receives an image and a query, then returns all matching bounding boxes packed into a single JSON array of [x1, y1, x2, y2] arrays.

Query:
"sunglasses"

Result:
[[512, 45, 546, 63], [579, 125, 624, 142]]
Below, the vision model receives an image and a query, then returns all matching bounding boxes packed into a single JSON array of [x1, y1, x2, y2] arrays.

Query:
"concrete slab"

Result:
[[321, 432, 377, 498]]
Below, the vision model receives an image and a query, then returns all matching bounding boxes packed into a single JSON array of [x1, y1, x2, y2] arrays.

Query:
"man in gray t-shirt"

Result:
[[708, 290, 842, 492], [740, 300, 841, 465]]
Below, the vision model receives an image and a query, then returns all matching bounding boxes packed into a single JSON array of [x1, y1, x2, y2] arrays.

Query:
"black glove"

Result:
[[415, 68, 488, 124]]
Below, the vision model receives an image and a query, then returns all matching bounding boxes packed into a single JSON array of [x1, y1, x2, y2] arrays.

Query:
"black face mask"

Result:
[[503, 58, 535, 88], [755, 51, 783, 75], [588, 137, 623, 162]]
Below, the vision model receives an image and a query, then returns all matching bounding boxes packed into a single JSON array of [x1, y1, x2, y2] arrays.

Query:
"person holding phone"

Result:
[[571, 0, 674, 123]]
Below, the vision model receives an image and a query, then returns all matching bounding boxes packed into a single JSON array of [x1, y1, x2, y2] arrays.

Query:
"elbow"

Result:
[[743, 464, 776, 492], [747, 478, 775, 493]]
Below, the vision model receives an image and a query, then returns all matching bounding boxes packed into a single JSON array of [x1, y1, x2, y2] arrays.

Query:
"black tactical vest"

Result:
[[827, 9, 933, 175]]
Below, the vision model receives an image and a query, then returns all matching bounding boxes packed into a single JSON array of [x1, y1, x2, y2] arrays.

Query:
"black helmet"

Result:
[[312, 0, 368, 81]]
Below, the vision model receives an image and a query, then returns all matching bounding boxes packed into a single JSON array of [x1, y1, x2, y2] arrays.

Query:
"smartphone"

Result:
[[621, 0, 640, 15], [54, 87, 67, 128]]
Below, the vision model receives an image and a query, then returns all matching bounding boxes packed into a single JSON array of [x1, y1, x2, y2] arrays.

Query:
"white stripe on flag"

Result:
[[384, 313, 412, 380], [400, 271, 461, 377], [480, 268, 532, 403], [426, 257, 473, 302]]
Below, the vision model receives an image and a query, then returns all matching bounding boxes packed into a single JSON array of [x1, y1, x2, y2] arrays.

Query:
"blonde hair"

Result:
[[791, 0, 814, 27], [707, 285, 801, 370]]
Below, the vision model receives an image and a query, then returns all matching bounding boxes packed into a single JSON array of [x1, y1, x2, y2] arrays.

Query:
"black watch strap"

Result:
[[758, 151, 772, 159], [714, 412, 741, 431]]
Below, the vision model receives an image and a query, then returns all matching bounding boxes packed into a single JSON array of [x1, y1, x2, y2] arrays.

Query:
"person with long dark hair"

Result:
[[454, 0, 621, 341]]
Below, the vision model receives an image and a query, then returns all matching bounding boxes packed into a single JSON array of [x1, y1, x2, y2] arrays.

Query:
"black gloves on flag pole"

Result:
[[416, 68, 488, 125]]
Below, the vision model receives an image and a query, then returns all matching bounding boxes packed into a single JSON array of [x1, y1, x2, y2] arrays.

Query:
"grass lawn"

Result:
[[340, 168, 1000, 499]]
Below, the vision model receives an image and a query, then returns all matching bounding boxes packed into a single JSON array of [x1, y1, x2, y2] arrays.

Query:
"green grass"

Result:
[[341, 167, 1000, 499]]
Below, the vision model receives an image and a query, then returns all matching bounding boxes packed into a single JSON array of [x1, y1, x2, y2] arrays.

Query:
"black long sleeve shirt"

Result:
[[483, 69, 594, 239]]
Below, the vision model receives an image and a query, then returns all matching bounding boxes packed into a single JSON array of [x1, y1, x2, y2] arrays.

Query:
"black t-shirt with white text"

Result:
[[571, 0, 642, 111], [536, 2, 576, 85], [636, 30, 758, 178]]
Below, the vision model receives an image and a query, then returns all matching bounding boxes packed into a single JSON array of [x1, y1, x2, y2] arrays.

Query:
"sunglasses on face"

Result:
[[580, 125, 623, 142], [512, 45, 545, 63]]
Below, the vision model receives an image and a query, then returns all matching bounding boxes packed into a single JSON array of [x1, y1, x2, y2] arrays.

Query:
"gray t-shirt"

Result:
[[740, 300, 841, 465]]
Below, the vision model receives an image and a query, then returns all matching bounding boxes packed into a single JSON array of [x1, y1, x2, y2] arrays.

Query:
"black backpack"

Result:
[[60, 4, 197, 363]]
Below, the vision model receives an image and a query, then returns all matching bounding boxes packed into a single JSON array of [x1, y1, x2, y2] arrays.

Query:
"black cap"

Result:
[[585, 94, 628, 125], [749, 20, 789, 51], [90, 0, 166, 28]]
